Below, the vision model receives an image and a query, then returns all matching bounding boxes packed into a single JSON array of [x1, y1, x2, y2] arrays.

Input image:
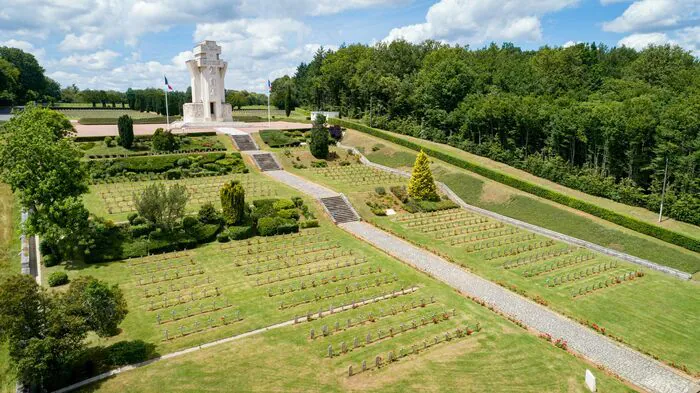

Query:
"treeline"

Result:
[[225, 90, 267, 109], [0, 47, 60, 105], [126, 88, 189, 116], [275, 41, 700, 225]]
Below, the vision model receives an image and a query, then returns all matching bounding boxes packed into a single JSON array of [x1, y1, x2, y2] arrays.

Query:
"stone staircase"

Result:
[[251, 153, 281, 171], [320, 195, 360, 224], [232, 134, 257, 151]]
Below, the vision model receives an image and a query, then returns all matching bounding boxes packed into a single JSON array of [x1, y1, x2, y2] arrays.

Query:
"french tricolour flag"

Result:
[[164, 76, 173, 91], [267, 79, 271, 92]]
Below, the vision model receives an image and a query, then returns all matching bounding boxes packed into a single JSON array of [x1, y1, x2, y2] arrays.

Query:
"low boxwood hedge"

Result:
[[331, 118, 700, 254]]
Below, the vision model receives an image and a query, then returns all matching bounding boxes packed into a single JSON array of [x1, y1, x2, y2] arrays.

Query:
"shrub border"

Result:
[[330, 118, 700, 254]]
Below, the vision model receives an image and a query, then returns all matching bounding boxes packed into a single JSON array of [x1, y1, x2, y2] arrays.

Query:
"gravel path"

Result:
[[340, 221, 697, 393], [265, 170, 340, 198]]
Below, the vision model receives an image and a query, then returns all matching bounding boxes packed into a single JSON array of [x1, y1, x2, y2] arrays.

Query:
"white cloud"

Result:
[[602, 0, 698, 33], [58, 50, 121, 71], [617, 32, 673, 49], [0, 39, 45, 61], [59, 33, 105, 51], [562, 40, 580, 47], [384, 0, 578, 45]]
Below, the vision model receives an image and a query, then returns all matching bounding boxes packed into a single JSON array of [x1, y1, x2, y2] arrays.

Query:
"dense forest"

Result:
[[273, 41, 700, 226]]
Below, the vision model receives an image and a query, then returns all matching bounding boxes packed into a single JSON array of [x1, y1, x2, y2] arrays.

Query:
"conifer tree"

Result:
[[408, 150, 439, 201], [220, 180, 245, 224]]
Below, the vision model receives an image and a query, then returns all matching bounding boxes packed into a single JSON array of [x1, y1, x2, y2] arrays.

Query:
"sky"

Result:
[[0, 0, 698, 94]]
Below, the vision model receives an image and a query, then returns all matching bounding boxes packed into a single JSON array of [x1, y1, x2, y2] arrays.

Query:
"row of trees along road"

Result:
[[274, 41, 700, 225]]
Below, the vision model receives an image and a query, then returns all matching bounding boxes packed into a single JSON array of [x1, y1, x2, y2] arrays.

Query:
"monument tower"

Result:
[[183, 41, 233, 123]]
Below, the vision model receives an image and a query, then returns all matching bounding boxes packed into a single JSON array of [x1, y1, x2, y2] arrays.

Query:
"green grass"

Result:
[[57, 109, 157, 120], [46, 207, 632, 392], [339, 121, 700, 243], [79, 135, 225, 157], [342, 130, 700, 275], [53, 103, 131, 108], [273, 149, 700, 375], [0, 184, 20, 393]]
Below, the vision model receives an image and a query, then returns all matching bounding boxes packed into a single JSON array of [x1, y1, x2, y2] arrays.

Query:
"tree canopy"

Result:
[[275, 41, 700, 225]]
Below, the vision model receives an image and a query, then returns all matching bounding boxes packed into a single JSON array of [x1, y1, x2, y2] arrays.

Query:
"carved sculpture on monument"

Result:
[[182, 41, 233, 123]]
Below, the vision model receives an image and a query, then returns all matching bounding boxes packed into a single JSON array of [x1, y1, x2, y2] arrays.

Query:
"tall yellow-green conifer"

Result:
[[407, 150, 439, 201]]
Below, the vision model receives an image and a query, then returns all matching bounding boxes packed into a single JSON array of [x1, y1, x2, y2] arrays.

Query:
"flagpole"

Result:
[[165, 88, 170, 130], [267, 86, 271, 128]]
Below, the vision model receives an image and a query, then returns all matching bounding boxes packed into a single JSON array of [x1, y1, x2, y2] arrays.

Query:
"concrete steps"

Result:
[[232, 134, 258, 151], [251, 153, 281, 171], [320, 195, 360, 224]]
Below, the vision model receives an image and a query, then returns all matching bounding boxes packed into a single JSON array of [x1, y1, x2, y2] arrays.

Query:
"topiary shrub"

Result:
[[375, 186, 386, 195], [292, 196, 304, 208], [127, 212, 139, 224], [43, 254, 59, 267], [198, 202, 220, 224], [216, 233, 230, 243], [273, 199, 295, 211], [152, 128, 179, 151], [257, 217, 299, 236], [277, 208, 300, 220], [182, 216, 199, 228], [299, 220, 319, 229], [227, 225, 253, 240], [309, 114, 329, 159], [220, 180, 245, 225], [117, 115, 134, 148], [48, 271, 69, 287]]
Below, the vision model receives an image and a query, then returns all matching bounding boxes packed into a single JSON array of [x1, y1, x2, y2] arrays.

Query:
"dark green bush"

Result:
[[332, 118, 700, 253], [277, 208, 300, 220], [390, 185, 408, 203], [152, 128, 180, 151], [127, 212, 138, 224], [129, 224, 153, 238], [375, 186, 386, 195], [182, 216, 199, 228], [198, 202, 220, 224], [42, 254, 58, 267], [105, 340, 153, 366], [273, 199, 295, 211], [48, 271, 69, 287], [299, 220, 319, 229], [257, 217, 299, 236], [227, 225, 253, 240], [217, 233, 230, 243], [292, 196, 304, 207]]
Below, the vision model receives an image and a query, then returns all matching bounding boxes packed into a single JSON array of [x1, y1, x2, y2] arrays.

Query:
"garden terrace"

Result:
[[79, 134, 227, 158], [39, 200, 633, 392], [347, 193, 700, 374], [84, 172, 283, 222], [85, 152, 247, 184]]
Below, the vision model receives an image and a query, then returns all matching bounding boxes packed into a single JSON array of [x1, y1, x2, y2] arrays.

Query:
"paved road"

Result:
[[265, 161, 698, 393]]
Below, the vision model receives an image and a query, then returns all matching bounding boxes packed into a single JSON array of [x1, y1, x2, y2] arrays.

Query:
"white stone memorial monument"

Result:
[[182, 41, 233, 123]]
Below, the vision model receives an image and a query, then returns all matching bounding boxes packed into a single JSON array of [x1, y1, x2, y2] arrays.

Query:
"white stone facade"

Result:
[[183, 41, 233, 123]]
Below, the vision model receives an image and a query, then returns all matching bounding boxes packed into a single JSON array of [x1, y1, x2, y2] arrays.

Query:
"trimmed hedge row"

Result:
[[74, 131, 217, 142], [78, 117, 178, 125], [330, 118, 700, 254]]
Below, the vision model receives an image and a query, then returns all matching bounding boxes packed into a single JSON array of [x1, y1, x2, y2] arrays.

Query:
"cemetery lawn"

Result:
[[341, 130, 700, 276], [0, 184, 20, 393], [268, 139, 700, 375], [57, 109, 159, 120], [53, 208, 633, 392], [343, 125, 700, 243]]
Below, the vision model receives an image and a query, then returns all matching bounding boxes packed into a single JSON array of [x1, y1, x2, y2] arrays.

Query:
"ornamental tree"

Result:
[[132, 183, 189, 231], [309, 114, 329, 159], [407, 150, 439, 201], [220, 180, 245, 225], [117, 114, 134, 148], [62, 276, 128, 337]]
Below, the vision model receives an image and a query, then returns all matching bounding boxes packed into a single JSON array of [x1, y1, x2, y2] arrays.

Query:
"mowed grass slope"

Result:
[[341, 130, 700, 276], [269, 144, 700, 375], [60, 212, 633, 392], [342, 124, 700, 242]]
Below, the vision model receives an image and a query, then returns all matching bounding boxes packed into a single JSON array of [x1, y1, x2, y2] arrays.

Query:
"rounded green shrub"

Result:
[[216, 233, 230, 243], [227, 225, 253, 240], [273, 199, 295, 211], [43, 254, 59, 267], [48, 271, 69, 287]]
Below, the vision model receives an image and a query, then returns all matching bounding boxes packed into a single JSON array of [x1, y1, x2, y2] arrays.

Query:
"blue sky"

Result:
[[0, 0, 697, 93]]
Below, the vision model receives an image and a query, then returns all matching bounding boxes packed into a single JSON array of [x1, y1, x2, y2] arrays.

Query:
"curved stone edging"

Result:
[[339, 143, 692, 281]]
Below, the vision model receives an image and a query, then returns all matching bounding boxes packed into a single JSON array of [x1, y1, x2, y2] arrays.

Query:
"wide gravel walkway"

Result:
[[341, 221, 696, 393], [266, 170, 340, 198]]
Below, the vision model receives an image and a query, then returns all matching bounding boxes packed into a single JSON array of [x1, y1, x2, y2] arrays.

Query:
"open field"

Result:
[[0, 184, 20, 393], [43, 207, 633, 392], [269, 144, 700, 375], [337, 122, 700, 243], [339, 130, 700, 276], [58, 109, 159, 120], [53, 103, 131, 108]]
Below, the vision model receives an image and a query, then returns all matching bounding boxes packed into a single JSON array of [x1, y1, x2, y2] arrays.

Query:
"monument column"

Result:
[[182, 40, 233, 124]]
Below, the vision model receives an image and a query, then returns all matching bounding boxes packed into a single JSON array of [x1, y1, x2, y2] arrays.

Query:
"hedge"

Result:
[[78, 117, 179, 125], [330, 118, 700, 254], [74, 131, 217, 142], [48, 271, 69, 287]]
